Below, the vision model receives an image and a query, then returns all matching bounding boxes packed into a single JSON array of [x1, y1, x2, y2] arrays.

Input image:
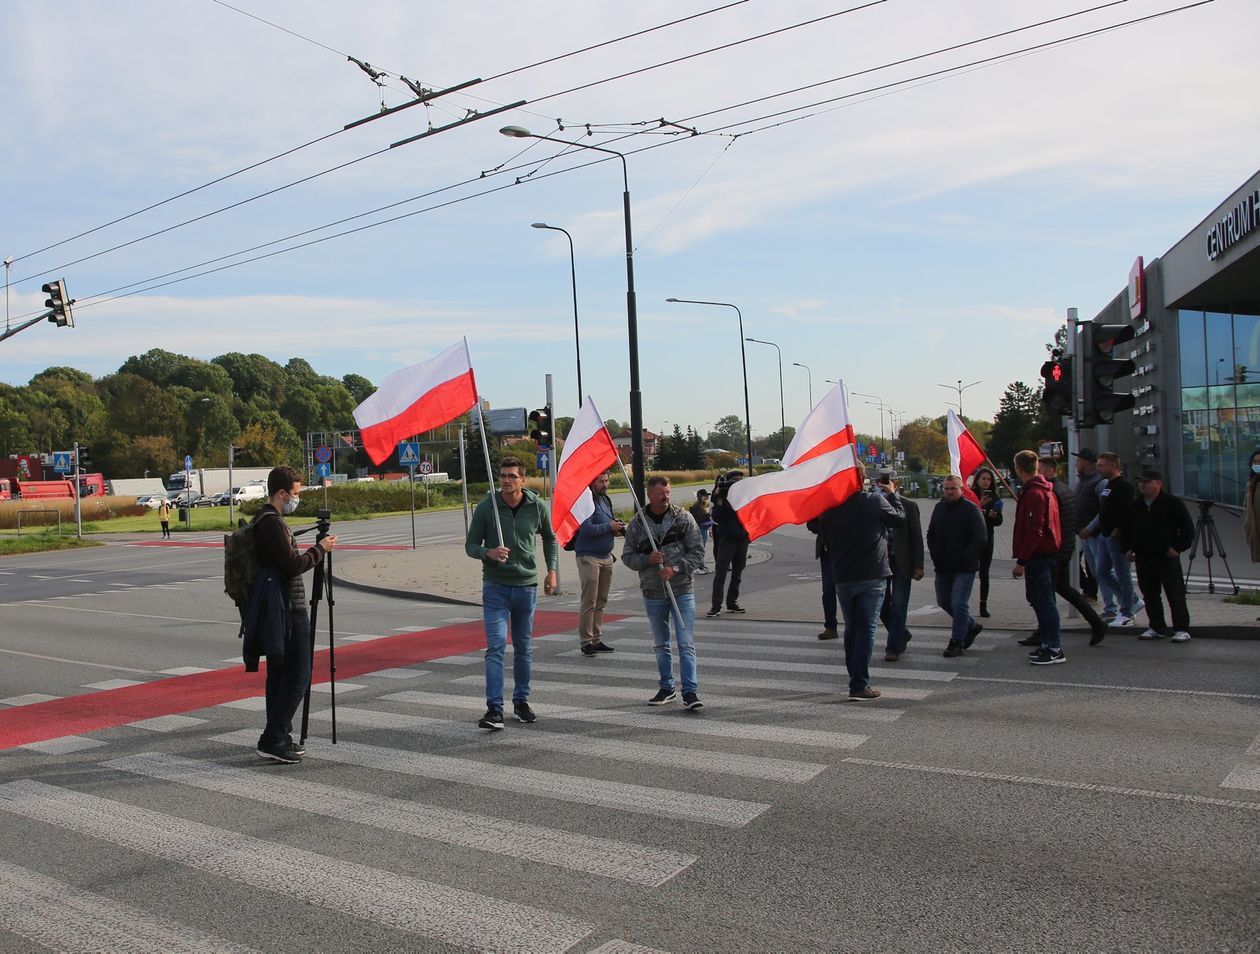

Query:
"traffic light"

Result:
[[528, 405, 552, 447], [42, 279, 74, 328], [1080, 321, 1136, 426], [1040, 355, 1074, 416], [78, 446, 93, 470]]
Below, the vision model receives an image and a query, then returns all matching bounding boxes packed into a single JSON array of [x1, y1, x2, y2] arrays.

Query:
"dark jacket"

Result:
[[1049, 477, 1076, 557], [1122, 491, 1194, 559], [621, 504, 704, 598], [1076, 470, 1104, 526], [818, 491, 905, 583], [241, 566, 289, 672], [927, 497, 988, 573], [711, 498, 749, 543], [254, 504, 323, 609], [886, 492, 924, 578], [1096, 474, 1135, 537], [1012, 474, 1061, 563], [573, 493, 617, 558]]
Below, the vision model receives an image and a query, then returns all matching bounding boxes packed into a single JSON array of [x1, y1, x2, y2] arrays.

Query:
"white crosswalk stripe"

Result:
[[0, 858, 259, 953], [0, 779, 595, 952], [571, 638, 980, 665], [696, 626, 996, 651], [106, 752, 696, 887], [212, 729, 769, 828]]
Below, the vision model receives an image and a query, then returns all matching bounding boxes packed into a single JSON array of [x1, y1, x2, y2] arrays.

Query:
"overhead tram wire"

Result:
[[45, 1, 1211, 318]]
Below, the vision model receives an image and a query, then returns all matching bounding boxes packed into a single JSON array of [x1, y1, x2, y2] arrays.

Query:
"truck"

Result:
[[108, 477, 168, 497], [0, 473, 106, 501], [168, 467, 273, 499]]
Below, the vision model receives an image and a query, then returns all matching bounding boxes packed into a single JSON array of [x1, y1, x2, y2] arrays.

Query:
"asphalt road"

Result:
[[0, 518, 1257, 952]]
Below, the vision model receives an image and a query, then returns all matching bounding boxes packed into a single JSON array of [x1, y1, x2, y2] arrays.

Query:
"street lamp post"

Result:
[[852, 391, 887, 461], [501, 125, 644, 500], [792, 361, 813, 409], [937, 378, 982, 419], [531, 222, 583, 407], [666, 298, 753, 470], [746, 337, 786, 458]]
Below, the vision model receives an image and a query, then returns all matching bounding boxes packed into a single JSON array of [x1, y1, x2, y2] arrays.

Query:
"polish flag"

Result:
[[946, 408, 988, 502], [352, 339, 478, 465], [552, 397, 620, 548], [726, 382, 863, 541]]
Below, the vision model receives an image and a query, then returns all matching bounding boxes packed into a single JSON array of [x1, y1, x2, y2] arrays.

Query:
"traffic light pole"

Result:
[[546, 373, 561, 595]]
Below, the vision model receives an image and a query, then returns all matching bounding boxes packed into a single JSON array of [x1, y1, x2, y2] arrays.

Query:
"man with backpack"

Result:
[[1012, 450, 1064, 665], [246, 465, 336, 763]]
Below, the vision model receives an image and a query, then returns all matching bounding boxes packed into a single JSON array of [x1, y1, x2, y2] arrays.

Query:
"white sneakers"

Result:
[[1111, 614, 1135, 627], [1171, 630, 1192, 643], [1138, 628, 1192, 642]]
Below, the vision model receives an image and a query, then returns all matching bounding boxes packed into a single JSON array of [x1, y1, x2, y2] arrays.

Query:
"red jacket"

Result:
[[1012, 474, 1061, 563]]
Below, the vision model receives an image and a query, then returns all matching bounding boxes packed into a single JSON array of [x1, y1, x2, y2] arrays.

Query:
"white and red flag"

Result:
[[726, 381, 863, 541], [946, 408, 988, 502], [552, 397, 620, 548], [352, 339, 478, 465]]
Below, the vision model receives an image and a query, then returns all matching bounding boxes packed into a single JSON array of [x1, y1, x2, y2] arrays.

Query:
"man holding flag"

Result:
[[571, 471, 625, 657]]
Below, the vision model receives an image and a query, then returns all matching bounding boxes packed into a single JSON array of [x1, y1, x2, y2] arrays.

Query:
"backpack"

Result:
[[224, 511, 278, 610]]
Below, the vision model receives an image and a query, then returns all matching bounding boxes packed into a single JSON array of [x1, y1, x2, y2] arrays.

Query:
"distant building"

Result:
[[612, 429, 659, 463]]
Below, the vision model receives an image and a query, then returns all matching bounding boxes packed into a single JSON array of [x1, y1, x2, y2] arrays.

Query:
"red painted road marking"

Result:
[[128, 541, 410, 550], [0, 610, 616, 751]]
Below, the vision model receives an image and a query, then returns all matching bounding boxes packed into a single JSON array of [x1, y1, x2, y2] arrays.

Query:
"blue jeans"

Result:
[[820, 556, 838, 630], [483, 582, 536, 708], [836, 579, 885, 692], [882, 574, 912, 654], [260, 610, 311, 749], [1083, 535, 1119, 614], [643, 593, 698, 694], [1102, 534, 1138, 616], [1024, 555, 1061, 650], [934, 571, 976, 645]]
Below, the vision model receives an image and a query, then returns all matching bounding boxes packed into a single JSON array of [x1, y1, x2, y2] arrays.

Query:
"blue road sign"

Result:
[[184, 455, 193, 472], [314, 462, 331, 479], [52, 452, 72, 474], [398, 441, 420, 466], [857, 442, 867, 456], [314, 445, 333, 464], [536, 451, 549, 471]]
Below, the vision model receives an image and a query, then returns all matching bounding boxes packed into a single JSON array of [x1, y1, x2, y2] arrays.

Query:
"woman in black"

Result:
[[970, 467, 1003, 618]]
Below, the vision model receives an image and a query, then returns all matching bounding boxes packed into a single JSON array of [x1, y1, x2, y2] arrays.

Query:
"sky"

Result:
[[3, 0, 1259, 443]]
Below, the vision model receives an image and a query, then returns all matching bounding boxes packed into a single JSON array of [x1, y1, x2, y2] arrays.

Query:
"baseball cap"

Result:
[[1137, 469, 1163, 482], [1071, 448, 1098, 462], [696, 489, 710, 497]]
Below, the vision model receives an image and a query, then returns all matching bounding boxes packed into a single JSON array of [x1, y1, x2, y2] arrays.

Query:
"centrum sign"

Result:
[[1206, 188, 1260, 262]]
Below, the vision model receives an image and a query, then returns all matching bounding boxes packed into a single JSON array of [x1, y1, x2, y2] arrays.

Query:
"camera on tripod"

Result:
[[315, 508, 332, 537]]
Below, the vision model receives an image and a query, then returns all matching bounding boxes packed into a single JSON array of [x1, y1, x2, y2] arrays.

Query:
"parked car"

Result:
[[135, 494, 166, 508], [190, 494, 218, 508]]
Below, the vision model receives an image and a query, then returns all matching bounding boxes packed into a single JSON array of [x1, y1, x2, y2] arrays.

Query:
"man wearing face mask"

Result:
[[252, 465, 336, 763]]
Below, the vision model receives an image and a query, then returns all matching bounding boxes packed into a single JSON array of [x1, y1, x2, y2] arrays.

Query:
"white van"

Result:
[[230, 482, 267, 503]]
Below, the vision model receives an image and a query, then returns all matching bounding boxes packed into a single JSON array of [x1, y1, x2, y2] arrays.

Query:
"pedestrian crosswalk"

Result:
[[0, 615, 965, 951]]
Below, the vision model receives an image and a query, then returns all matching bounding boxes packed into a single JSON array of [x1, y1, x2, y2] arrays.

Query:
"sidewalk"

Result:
[[334, 539, 1260, 639]]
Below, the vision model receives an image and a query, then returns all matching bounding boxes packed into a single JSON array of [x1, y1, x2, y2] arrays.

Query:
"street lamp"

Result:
[[746, 337, 786, 458], [792, 362, 813, 409], [937, 378, 982, 419], [666, 298, 753, 471], [531, 222, 583, 408], [501, 125, 644, 501], [852, 391, 887, 456]]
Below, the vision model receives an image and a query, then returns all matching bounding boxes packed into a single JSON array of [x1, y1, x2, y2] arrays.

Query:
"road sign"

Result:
[[398, 442, 420, 466], [314, 445, 333, 464], [536, 451, 549, 472], [52, 451, 72, 474], [314, 462, 331, 479], [184, 455, 193, 472], [418, 460, 433, 475]]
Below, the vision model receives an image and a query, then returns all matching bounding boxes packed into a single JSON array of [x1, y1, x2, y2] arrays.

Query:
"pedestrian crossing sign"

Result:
[[52, 452, 72, 473], [398, 442, 420, 466]]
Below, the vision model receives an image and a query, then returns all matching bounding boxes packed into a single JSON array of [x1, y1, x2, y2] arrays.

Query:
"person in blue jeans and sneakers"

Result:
[[927, 475, 987, 658], [622, 476, 706, 709], [817, 483, 905, 701], [1011, 449, 1065, 665], [465, 455, 558, 730]]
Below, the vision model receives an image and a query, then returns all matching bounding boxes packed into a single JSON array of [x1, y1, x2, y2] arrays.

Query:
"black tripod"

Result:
[[1184, 499, 1239, 595], [297, 510, 338, 745]]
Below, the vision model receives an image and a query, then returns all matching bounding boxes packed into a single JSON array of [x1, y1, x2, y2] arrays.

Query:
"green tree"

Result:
[[212, 352, 286, 404], [988, 381, 1041, 468], [709, 414, 745, 451], [684, 426, 704, 468], [342, 373, 376, 405]]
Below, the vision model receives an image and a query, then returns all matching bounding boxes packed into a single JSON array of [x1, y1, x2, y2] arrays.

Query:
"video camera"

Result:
[[711, 470, 744, 504]]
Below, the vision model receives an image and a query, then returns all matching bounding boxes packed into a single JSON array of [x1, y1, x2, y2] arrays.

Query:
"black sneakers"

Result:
[[513, 701, 537, 724], [726, 604, 747, 614], [1029, 648, 1066, 665], [943, 640, 964, 658], [1018, 633, 1041, 647], [648, 687, 678, 705], [593, 642, 615, 653], [705, 607, 721, 618], [256, 742, 301, 764], [682, 692, 704, 710], [478, 707, 505, 730], [849, 686, 881, 701], [580, 644, 598, 657], [964, 622, 983, 648]]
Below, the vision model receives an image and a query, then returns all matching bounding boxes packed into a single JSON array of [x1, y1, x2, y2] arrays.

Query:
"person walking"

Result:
[[1019, 457, 1108, 647], [689, 489, 713, 574], [1123, 469, 1194, 642], [157, 496, 172, 539], [707, 471, 750, 617], [970, 467, 1003, 618], [573, 471, 625, 657], [817, 484, 905, 701], [621, 476, 706, 709], [464, 455, 558, 730], [877, 471, 924, 662], [1074, 449, 1114, 615], [927, 475, 987, 658], [1012, 450, 1064, 665], [1080, 452, 1142, 627]]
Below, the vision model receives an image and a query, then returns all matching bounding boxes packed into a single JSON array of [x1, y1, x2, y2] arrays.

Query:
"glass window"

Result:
[[1236, 312, 1260, 386], [1180, 387, 1212, 501], [1205, 311, 1234, 386], [1178, 310, 1206, 388]]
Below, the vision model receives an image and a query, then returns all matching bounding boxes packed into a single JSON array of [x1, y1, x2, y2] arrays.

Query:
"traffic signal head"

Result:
[[42, 279, 74, 328], [528, 405, 552, 447], [1081, 321, 1136, 426], [1040, 355, 1074, 416]]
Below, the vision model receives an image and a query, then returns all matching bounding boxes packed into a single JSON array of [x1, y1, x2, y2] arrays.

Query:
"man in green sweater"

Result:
[[464, 455, 558, 730]]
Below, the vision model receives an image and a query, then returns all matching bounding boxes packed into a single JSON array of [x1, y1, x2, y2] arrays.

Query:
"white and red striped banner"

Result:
[[352, 339, 478, 465], [946, 408, 988, 502], [782, 381, 857, 467], [552, 397, 620, 547]]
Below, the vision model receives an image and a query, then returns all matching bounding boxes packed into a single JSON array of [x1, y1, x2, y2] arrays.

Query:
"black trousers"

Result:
[[1037, 550, 1105, 634], [1135, 554, 1190, 632], [259, 611, 312, 749], [978, 534, 994, 605], [711, 537, 749, 610]]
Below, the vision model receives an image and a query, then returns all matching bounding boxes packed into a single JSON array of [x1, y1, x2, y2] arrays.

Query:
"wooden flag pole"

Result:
[[474, 399, 505, 548]]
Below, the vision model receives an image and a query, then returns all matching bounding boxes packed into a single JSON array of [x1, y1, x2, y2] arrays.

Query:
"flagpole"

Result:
[[474, 399, 505, 547], [613, 456, 684, 629]]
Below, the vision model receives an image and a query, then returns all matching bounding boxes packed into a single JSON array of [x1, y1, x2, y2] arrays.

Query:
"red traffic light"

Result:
[[1051, 362, 1064, 382]]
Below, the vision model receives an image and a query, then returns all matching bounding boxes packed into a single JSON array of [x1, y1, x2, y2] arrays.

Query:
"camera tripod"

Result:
[[1184, 499, 1239, 595], [297, 511, 338, 745]]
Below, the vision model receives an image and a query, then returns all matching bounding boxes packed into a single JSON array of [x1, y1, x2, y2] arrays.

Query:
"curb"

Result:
[[334, 576, 480, 607]]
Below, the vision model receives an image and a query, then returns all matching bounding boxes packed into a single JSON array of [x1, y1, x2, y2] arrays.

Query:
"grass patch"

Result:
[[0, 531, 103, 556], [1224, 591, 1260, 605]]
